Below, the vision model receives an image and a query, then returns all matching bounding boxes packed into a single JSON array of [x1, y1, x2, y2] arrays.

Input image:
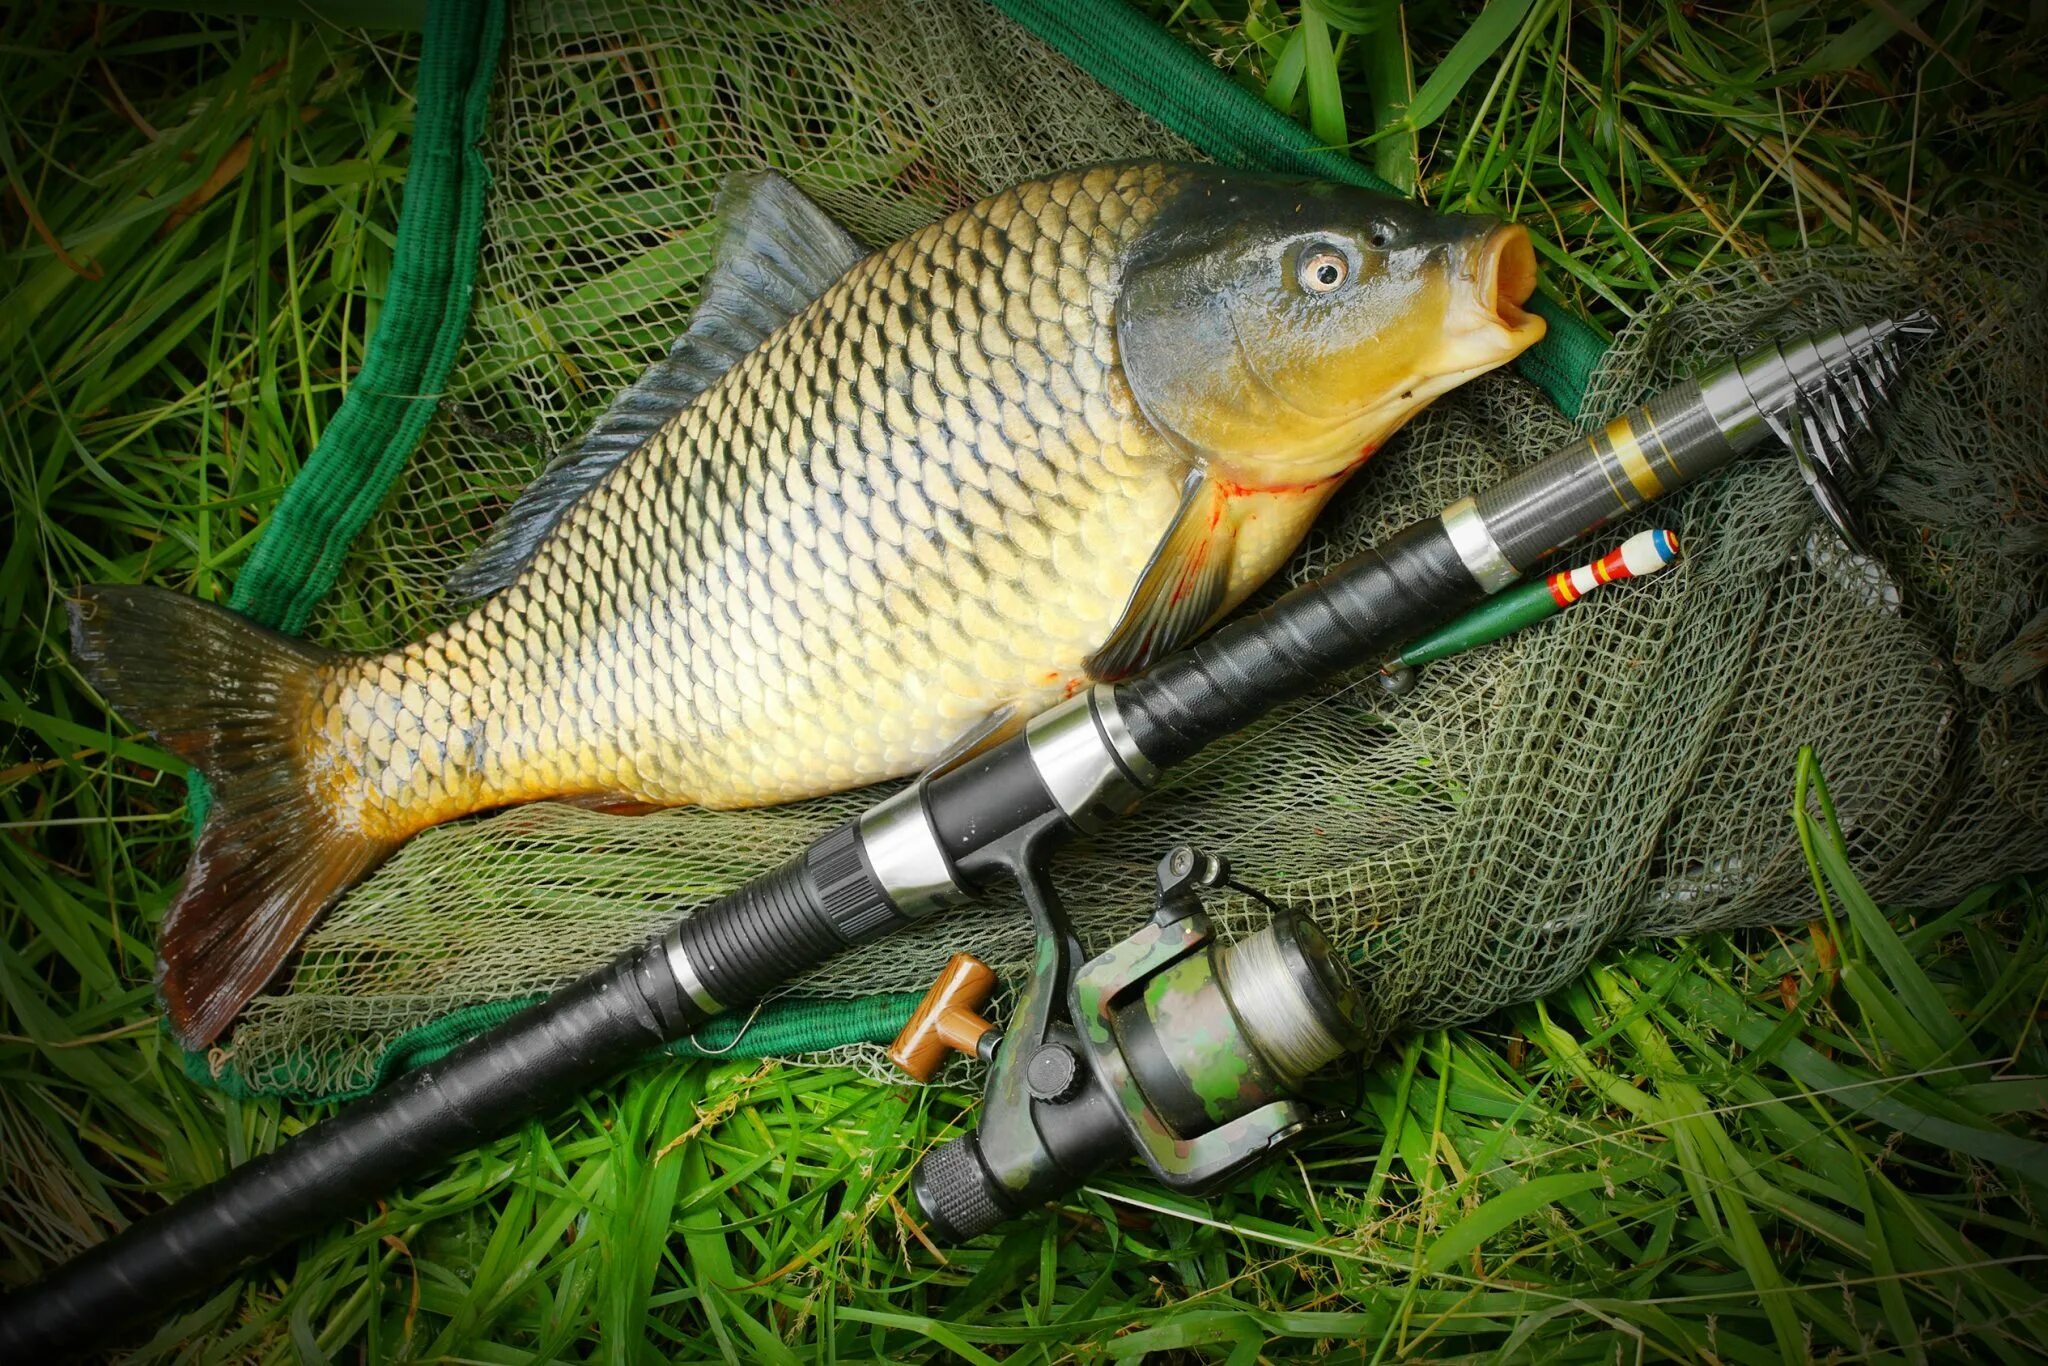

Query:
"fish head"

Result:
[[1116, 170, 1546, 488]]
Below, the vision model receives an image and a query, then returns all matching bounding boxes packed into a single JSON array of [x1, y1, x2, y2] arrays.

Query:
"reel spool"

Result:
[[890, 846, 1367, 1241]]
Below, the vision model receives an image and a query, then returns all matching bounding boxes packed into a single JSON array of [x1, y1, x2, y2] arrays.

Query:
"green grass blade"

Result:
[[1401, 0, 1538, 131]]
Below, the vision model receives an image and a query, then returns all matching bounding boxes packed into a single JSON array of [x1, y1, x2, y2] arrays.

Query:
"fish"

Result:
[[70, 161, 1545, 1048]]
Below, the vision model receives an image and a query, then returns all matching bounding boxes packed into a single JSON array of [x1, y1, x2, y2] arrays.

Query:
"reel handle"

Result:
[[888, 954, 1000, 1082]]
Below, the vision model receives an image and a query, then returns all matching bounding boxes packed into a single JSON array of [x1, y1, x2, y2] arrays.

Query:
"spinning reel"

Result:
[[888, 846, 1367, 1240]]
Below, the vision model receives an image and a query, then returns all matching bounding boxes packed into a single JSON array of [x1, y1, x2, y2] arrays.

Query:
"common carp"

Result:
[[71, 162, 1545, 1047]]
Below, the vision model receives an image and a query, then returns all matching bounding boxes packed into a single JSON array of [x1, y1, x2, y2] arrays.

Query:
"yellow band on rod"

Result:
[[1604, 417, 1665, 501]]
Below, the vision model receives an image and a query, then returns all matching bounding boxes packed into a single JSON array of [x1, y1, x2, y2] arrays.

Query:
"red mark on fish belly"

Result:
[[1214, 444, 1377, 498], [1041, 669, 1084, 699]]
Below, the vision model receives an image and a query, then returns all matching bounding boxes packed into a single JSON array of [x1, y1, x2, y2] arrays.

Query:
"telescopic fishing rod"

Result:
[[0, 312, 1932, 1356]]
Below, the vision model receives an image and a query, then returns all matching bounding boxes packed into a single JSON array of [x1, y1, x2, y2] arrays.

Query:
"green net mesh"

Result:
[[195, 0, 2047, 1099]]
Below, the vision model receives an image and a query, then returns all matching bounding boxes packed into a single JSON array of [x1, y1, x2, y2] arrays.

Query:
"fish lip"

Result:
[[1472, 224, 1543, 341]]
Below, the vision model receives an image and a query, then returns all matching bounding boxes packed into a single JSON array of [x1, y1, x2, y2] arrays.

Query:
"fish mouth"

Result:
[[1474, 224, 1542, 342], [1413, 223, 1544, 397]]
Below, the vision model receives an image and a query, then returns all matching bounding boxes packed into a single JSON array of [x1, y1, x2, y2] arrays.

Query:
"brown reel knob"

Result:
[[888, 953, 998, 1082]]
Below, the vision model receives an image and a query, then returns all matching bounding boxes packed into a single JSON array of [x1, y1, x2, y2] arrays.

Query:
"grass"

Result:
[[3, 0, 2046, 1360]]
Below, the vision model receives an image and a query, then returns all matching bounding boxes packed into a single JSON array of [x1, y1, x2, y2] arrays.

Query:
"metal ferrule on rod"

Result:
[[858, 785, 971, 920], [1024, 684, 1157, 832], [662, 929, 723, 1016]]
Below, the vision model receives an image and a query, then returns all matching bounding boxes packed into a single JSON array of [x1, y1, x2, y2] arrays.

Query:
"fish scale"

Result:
[[316, 163, 1189, 835]]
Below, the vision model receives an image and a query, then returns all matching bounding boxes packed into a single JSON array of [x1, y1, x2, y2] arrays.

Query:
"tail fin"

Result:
[[69, 585, 394, 1050]]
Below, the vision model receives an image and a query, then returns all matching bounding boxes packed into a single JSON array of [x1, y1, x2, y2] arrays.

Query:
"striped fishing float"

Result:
[[1377, 528, 1680, 692]]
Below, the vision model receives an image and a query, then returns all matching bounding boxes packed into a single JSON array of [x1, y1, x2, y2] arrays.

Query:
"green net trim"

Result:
[[183, 992, 923, 1104], [229, 0, 503, 636]]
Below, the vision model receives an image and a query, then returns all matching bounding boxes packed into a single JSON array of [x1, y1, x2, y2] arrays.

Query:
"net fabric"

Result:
[[214, 0, 2046, 1098]]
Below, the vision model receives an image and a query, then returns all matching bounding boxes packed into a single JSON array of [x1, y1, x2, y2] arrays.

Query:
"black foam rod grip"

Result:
[[0, 936, 709, 1358], [1116, 519, 1479, 768], [668, 824, 911, 1008]]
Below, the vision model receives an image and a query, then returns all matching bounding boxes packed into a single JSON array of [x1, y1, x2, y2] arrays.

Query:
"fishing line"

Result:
[[684, 999, 766, 1057], [1214, 925, 1349, 1078]]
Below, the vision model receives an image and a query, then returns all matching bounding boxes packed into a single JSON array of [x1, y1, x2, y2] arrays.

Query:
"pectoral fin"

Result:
[[1084, 471, 1234, 681]]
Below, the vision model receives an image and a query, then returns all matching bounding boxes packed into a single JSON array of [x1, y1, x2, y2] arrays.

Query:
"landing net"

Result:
[[204, 0, 2046, 1099]]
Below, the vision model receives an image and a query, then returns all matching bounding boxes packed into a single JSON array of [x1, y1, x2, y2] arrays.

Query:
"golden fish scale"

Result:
[[307, 164, 1202, 839]]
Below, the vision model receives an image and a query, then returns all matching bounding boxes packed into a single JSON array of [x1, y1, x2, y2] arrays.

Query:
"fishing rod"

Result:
[[0, 312, 1932, 1355]]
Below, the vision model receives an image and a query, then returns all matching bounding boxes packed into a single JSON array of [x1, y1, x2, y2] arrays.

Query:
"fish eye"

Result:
[[1298, 245, 1349, 294]]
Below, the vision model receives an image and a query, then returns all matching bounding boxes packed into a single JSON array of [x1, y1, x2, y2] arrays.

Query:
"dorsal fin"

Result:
[[447, 171, 866, 599]]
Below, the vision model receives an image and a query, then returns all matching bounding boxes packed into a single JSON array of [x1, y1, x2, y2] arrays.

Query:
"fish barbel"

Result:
[[71, 162, 1544, 1046]]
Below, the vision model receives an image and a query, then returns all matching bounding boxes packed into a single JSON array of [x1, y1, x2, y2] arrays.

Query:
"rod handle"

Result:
[[0, 939, 702, 1358]]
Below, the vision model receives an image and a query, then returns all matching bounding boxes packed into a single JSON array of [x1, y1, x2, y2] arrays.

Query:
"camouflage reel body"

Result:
[[894, 845, 1368, 1241]]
